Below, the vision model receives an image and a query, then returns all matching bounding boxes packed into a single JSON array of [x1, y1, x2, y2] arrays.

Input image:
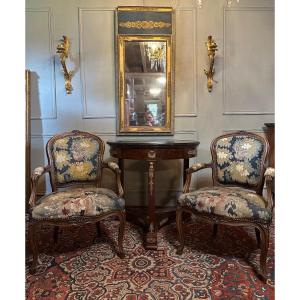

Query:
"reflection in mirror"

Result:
[[124, 41, 167, 128]]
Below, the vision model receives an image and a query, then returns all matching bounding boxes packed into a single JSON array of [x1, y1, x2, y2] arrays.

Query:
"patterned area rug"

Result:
[[26, 218, 274, 299]]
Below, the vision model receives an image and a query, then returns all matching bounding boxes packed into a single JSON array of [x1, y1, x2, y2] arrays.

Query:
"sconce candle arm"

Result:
[[204, 35, 218, 92], [56, 35, 74, 94]]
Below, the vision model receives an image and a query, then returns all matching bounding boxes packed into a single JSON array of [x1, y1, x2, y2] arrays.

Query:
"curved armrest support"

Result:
[[183, 162, 212, 193], [186, 162, 212, 174], [264, 167, 275, 178], [264, 167, 275, 209], [29, 165, 51, 208], [102, 162, 124, 198]]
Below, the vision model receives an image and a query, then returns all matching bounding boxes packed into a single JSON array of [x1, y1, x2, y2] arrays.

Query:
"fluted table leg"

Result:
[[145, 160, 158, 249]]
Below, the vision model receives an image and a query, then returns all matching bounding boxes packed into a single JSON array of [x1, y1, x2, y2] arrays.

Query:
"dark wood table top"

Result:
[[107, 140, 200, 148], [264, 122, 274, 128]]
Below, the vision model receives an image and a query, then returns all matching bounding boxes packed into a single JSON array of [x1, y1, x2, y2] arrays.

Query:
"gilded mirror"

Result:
[[116, 7, 174, 135]]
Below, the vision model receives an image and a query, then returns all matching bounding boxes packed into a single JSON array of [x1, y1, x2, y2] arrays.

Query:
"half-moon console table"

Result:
[[107, 140, 199, 250]]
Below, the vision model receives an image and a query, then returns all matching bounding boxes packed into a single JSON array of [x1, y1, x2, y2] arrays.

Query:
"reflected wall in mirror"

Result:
[[116, 7, 174, 135]]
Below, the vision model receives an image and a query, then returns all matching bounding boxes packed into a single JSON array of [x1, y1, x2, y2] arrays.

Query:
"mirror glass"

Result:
[[125, 41, 167, 127], [117, 35, 173, 135]]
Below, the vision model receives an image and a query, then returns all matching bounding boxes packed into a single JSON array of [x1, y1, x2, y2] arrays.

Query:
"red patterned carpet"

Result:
[[26, 218, 274, 299]]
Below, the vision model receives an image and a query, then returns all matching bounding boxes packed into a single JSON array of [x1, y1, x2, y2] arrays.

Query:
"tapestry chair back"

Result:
[[210, 131, 269, 193], [46, 131, 105, 191]]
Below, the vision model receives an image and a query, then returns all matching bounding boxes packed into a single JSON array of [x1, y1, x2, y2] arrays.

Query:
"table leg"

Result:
[[183, 158, 189, 186], [145, 160, 158, 249], [183, 158, 191, 222]]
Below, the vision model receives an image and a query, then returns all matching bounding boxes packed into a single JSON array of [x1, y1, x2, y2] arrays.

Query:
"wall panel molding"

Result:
[[175, 130, 197, 136], [31, 130, 198, 140], [175, 113, 197, 117], [223, 111, 274, 115], [223, 7, 274, 115], [26, 8, 57, 120], [174, 7, 198, 117], [223, 129, 264, 133], [31, 132, 116, 139], [79, 8, 116, 119]]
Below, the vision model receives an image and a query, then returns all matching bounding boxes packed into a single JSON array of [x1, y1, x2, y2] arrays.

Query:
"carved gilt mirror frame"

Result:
[[116, 7, 175, 135]]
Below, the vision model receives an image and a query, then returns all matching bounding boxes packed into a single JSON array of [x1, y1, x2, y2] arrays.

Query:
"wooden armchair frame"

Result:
[[176, 131, 274, 281], [28, 131, 126, 272]]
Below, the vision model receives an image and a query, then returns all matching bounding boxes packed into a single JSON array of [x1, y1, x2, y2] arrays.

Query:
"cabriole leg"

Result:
[[29, 222, 38, 273], [176, 207, 185, 255], [257, 225, 270, 282], [117, 211, 125, 258]]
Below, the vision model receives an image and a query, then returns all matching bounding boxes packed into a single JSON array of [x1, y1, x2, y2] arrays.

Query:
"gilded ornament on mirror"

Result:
[[119, 20, 171, 30]]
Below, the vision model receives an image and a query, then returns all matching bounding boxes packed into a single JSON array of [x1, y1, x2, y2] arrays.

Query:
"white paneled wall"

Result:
[[223, 7, 274, 114], [79, 8, 116, 118], [26, 9, 56, 120], [26, 0, 274, 205]]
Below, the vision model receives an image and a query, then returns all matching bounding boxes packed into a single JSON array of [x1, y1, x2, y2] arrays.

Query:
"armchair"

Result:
[[28, 130, 125, 272], [176, 131, 274, 281]]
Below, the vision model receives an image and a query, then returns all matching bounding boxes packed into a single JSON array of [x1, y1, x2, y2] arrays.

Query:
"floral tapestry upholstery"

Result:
[[178, 187, 271, 221], [214, 135, 265, 186], [32, 188, 125, 219], [50, 135, 100, 184]]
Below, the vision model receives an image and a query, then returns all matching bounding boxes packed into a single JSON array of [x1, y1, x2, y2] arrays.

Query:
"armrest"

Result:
[[264, 167, 275, 209], [29, 165, 51, 208], [101, 162, 124, 198], [264, 167, 275, 178], [186, 162, 212, 174], [183, 162, 212, 193]]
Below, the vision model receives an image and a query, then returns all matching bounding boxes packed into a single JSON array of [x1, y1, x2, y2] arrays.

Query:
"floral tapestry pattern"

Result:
[[214, 135, 265, 186], [178, 187, 271, 221], [51, 136, 100, 184], [32, 188, 125, 219]]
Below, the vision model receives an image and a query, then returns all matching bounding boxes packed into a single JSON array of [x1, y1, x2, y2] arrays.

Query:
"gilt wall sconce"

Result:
[[56, 35, 73, 94], [204, 35, 218, 92]]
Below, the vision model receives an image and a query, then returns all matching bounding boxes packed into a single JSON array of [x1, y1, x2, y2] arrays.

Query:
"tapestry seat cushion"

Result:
[[32, 188, 125, 219], [178, 187, 271, 221]]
